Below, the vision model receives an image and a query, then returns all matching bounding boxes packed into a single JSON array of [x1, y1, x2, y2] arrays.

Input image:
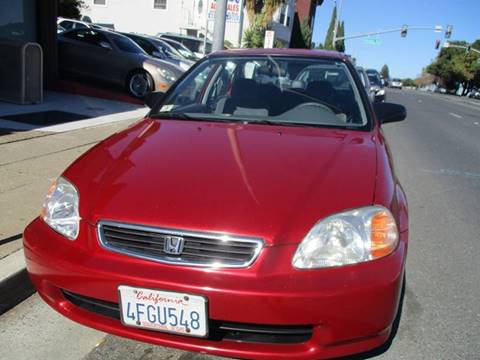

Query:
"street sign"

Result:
[[364, 37, 381, 45], [434, 25, 443, 33], [264, 30, 275, 49], [208, 0, 242, 23]]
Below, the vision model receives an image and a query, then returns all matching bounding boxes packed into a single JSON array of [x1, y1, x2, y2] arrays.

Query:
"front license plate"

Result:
[[118, 285, 208, 337]]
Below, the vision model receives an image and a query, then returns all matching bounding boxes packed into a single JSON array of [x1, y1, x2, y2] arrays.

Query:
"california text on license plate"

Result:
[[118, 285, 208, 337]]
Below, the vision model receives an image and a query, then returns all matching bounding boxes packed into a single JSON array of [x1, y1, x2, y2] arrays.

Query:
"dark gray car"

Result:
[[58, 28, 184, 98]]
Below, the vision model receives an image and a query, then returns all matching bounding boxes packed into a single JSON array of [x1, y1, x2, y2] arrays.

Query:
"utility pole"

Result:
[[203, 0, 210, 56], [212, 0, 228, 52]]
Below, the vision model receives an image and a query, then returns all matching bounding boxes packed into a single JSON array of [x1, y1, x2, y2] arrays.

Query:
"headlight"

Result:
[[157, 67, 177, 82], [40, 177, 80, 240], [292, 206, 398, 269], [377, 89, 385, 96]]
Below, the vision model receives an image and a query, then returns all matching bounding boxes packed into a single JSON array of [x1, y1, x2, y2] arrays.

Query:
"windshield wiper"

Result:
[[150, 112, 197, 120], [151, 112, 236, 124]]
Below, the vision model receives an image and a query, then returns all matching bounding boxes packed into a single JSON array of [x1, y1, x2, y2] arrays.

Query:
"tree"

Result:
[[335, 21, 345, 52], [58, 0, 86, 19], [300, 16, 313, 48], [244, 0, 285, 26], [242, 0, 286, 48], [323, 6, 337, 50], [426, 39, 480, 93], [381, 65, 390, 80]]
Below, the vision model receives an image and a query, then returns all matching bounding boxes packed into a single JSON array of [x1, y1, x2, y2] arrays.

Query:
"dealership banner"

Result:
[[208, 0, 243, 23]]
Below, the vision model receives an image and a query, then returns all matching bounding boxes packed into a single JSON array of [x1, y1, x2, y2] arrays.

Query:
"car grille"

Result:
[[97, 221, 264, 268], [62, 290, 313, 344]]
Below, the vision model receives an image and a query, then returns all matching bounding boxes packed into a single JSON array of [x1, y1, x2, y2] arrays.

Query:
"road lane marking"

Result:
[[421, 168, 480, 180], [449, 112, 463, 119]]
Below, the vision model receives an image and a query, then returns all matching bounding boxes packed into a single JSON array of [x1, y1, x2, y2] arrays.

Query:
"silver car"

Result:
[[58, 28, 184, 98]]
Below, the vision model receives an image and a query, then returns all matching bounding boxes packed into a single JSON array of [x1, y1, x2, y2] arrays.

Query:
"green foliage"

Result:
[[335, 21, 345, 52], [245, 0, 286, 26], [243, 14, 266, 48], [300, 16, 313, 48], [323, 6, 337, 50], [426, 39, 480, 91], [381, 64, 390, 79], [315, 42, 324, 49], [58, 0, 86, 19], [402, 78, 416, 87], [224, 40, 234, 49]]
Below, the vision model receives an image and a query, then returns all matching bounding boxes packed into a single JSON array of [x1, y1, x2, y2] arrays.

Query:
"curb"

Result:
[[0, 268, 35, 315]]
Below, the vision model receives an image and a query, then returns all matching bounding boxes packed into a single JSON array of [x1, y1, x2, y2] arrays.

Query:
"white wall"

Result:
[[82, 0, 194, 36]]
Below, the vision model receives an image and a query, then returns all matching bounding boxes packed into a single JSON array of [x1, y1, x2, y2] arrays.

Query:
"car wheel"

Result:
[[127, 71, 154, 98]]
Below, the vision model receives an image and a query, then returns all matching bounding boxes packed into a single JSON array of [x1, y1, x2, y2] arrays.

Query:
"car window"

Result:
[[63, 29, 110, 48], [74, 22, 88, 29], [110, 33, 145, 54], [129, 36, 156, 55], [59, 20, 74, 30], [153, 56, 370, 130]]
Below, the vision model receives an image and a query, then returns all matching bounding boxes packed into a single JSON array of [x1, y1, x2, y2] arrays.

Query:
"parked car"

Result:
[[156, 36, 199, 61], [58, 28, 184, 98], [390, 78, 403, 89], [158, 33, 212, 58], [122, 33, 194, 71], [24, 49, 408, 360], [57, 17, 114, 32], [467, 88, 480, 99], [366, 69, 386, 102], [57, 17, 92, 31], [356, 66, 376, 102]]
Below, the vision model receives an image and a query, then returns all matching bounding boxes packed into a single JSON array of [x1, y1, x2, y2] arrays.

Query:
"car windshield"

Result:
[[367, 73, 381, 86], [160, 37, 197, 60], [152, 56, 369, 129], [110, 33, 145, 54]]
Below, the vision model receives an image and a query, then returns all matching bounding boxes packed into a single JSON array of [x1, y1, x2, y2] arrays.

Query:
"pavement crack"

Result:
[[0, 141, 99, 167]]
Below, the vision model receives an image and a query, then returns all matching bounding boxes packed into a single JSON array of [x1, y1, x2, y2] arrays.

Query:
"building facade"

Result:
[[81, 0, 294, 47]]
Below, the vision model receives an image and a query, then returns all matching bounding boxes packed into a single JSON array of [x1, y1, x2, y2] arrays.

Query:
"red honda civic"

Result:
[[24, 49, 408, 360]]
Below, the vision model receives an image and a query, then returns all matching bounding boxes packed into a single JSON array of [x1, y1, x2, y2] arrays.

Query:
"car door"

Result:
[[60, 29, 117, 82]]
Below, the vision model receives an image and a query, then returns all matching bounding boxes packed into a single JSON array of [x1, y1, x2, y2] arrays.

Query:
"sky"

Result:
[[312, 0, 480, 79]]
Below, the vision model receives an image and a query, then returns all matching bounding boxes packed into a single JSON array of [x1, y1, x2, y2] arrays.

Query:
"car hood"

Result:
[[65, 119, 377, 246]]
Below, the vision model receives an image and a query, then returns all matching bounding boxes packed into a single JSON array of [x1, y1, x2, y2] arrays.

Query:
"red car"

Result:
[[24, 49, 408, 359]]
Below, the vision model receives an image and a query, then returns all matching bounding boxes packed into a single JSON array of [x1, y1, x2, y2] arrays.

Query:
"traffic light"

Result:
[[400, 25, 408, 38], [445, 25, 453, 39], [466, 45, 471, 54], [435, 39, 441, 50]]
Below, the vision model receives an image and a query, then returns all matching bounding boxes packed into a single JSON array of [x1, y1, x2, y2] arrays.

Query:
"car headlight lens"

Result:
[[292, 206, 398, 269], [40, 177, 80, 240], [157, 67, 177, 82], [377, 89, 385, 96]]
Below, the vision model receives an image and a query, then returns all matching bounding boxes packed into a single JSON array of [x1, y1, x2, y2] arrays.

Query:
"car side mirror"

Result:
[[145, 91, 165, 109], [99, 41, 112, 50], [373, 102, 406, 124]]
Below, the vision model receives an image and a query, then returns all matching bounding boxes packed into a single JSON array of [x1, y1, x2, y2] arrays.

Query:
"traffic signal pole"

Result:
[[335, 25, 452, 43], [212, 0, 228, 52]]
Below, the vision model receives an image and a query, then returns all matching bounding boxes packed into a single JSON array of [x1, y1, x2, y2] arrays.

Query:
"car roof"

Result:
[[160, 33, 212, 43], [208, 48, 348, 60]]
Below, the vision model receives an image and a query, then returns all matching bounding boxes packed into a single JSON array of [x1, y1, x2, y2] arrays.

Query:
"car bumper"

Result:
[[24, 218, 407, 360]]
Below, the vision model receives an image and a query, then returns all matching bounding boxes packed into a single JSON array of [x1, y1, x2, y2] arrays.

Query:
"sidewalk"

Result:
[[0, 100, 146, 313]]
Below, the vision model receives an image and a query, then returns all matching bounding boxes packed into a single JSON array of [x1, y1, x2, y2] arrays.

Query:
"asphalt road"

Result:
[[1, 90, 479, 360]]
